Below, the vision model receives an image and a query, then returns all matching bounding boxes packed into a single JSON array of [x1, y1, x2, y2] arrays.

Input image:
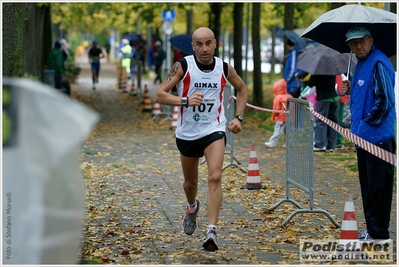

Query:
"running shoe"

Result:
[[203, 228, 219, 251], [182, 199, 200, 235], [313, 146, 326, 152], [359, 230, 373, 241], [264, 142, 275, 148]]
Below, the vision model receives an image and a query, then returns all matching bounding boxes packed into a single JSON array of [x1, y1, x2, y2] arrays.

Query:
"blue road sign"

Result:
[[162, 9, 176, 22]]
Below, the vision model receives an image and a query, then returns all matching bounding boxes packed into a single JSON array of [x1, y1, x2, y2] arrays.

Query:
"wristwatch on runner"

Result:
[[235, 115, 244, 122], [181, 97, 188, 107]]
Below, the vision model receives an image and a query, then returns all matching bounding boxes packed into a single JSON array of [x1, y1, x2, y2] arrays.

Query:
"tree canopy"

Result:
[[50, 2, 338, 38]]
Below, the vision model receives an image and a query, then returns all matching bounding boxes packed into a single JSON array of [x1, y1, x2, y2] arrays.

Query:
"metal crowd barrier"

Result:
[[159, 105, 172, 123], [222, 85, 246, 172], [268, 98, 340, 228]]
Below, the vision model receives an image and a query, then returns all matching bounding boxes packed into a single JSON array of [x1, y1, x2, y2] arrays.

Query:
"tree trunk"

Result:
[[186, 7, 193, 35], [251, 2, 263, 106], [3, 3, 52, 80], [233, 3, 243, 79], [23, 4, 52, 79], [208, 3, 221, 57], [39, 4, 53, 75], [2, 3, 26, 77], [282, 3, 295, 76], [283, 3, 294, 55]]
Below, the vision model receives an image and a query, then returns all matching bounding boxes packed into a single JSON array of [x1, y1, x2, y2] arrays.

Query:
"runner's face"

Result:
[[192, 32, 216, 65]]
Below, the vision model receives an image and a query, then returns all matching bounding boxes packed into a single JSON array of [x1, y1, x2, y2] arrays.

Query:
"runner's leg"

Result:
[[203, 138, 225, 225], [180, 155, 199, 205]]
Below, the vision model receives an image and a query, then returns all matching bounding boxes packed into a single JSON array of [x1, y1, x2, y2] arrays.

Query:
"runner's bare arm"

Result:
[[155, 62, 184, 106]]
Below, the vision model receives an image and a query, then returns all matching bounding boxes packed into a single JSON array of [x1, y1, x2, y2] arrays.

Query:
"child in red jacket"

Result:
[[265, 79, 292, 148]]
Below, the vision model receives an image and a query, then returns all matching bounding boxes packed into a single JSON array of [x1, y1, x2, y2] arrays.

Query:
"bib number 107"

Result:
[[191, 103, 214, 113]]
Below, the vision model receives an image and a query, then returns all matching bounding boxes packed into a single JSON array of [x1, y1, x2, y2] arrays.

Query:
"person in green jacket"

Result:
[[48, 41, 71, 96], [120, 39, 133, 77]]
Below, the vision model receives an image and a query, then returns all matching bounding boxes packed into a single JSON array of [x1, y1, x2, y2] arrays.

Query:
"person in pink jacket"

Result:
[[265, 79, 292, 148]]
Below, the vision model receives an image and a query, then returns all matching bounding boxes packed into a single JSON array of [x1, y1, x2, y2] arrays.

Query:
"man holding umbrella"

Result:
[[342, 26, 396, 241]]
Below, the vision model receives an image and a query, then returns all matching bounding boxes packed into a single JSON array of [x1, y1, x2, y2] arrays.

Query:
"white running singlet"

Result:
[[175, 55, 227, 140]]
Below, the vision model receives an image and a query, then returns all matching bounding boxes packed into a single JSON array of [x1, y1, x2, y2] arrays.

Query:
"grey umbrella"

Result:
[[297, 44, 357, 75], [301, 4, 397, 58]]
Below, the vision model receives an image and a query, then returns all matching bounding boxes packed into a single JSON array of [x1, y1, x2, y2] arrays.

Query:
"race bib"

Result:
[[184, 98, 218, 123]]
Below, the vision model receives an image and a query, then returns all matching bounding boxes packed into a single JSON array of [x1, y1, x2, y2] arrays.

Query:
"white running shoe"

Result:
[[264, 142, 275, 148], [202, 227, 219, 251]]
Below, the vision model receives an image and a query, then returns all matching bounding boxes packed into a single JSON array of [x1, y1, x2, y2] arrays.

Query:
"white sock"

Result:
[[208, 225, 217, 231]]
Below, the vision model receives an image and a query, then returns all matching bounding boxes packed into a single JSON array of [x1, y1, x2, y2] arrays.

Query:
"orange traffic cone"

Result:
[[170, 106, 179, 130], [338, 192, 360, 251], [241, 144, 266, 190], [130, 80, 137, 96], [152, 100, 161, 117], [142, 85, 152, 112]]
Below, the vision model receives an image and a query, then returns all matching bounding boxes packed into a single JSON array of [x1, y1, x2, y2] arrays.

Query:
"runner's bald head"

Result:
[[192, 27, 215, 41]]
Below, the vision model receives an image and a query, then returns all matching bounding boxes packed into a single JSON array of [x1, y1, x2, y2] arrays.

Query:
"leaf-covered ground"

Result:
[[72, 61, 396, 265]]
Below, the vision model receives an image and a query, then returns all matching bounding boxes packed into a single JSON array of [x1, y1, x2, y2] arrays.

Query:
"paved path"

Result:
[[72, 56, 396, 265]]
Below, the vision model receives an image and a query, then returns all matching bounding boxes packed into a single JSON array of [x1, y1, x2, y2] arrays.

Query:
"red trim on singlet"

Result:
[[217, 75, 227, 124]]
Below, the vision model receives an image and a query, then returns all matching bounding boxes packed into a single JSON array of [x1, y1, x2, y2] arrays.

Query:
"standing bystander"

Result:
[[153, 41, 165, 84], [308, 74, 339, 152], [283, 39, 301, 98], [120, 39, 133, 79], [135, 40, 147, 75], [48, 40, 71, 96], [342, 26, 396, 241]]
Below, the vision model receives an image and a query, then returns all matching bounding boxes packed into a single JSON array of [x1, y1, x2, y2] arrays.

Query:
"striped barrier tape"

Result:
[[229, 95, 287, 113], [230, 96, 396, 166], [309, 107, 396, 166]]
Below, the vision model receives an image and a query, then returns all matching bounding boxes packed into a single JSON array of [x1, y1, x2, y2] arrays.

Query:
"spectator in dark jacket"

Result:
[[153, 41, 165, 84]]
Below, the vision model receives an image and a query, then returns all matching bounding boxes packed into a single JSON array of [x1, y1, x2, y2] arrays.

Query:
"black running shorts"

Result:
[[176, 131, 226, 157]]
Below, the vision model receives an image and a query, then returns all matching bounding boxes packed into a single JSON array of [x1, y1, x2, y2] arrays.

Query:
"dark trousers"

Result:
[[314, 100, 338, 149], [357, 138, 395, 239], [154, 64, 162, 83], [55, 77, 71, 96]]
